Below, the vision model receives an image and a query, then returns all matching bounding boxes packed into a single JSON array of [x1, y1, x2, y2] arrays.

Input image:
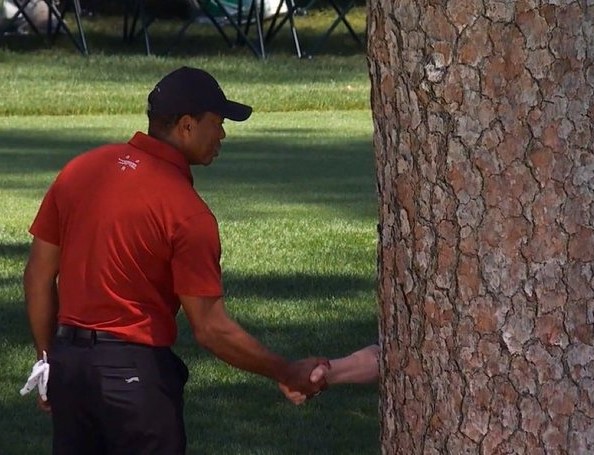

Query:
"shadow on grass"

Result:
[[0, 130, 108, 176], [224, 270, 372, 300], [3, 319, 379, 455], [0, 126, 376, 219], [0, 243, 30, 257], [182, 381, 378, 455], [2, 289, 378, 453], [2, 296, 378, 455], [2, 379, 378, 455], [1, 243, 375, 348]]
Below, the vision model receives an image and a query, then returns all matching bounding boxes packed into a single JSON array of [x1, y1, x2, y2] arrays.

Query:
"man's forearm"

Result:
[[196, 317, 291, 382], [25, 273, 59, 358], [326, 344, 380, 384], [24, 238, 61, 359], [182, 294, 327, 395]]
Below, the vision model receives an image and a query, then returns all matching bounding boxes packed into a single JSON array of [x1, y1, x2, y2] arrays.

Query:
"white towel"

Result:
[[19, 351, 50, 401]]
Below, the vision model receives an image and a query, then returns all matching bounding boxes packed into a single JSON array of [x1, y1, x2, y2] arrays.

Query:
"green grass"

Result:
[[0, 7, 369, 115], [0, 51, 369, 115], [0, 7, 379, 455]]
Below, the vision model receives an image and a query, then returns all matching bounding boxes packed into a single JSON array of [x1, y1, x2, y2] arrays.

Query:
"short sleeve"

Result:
[[29, 183, 60, 246], [171, 211, 223, 297]]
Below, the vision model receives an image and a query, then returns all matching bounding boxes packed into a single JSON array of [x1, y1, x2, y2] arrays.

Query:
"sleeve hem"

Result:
[[28, 228, 60, 246]]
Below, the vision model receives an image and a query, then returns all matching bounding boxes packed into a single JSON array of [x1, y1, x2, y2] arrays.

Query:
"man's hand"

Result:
[[278, 357, 331, 404], [281, 357, 330, 397], [278, 382, 307, 405], [37, 396, 51, 413], [309, 362, 330, 384]]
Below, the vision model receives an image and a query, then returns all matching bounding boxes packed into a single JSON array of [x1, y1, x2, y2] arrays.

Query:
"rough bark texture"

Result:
[[368, 0, 594, 453]]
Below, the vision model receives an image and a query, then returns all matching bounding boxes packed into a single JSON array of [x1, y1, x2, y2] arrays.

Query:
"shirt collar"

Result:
[[128, 132, 193, 184]]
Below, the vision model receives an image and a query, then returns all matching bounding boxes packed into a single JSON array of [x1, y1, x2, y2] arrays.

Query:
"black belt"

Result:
[[56, 324, 125, 343]]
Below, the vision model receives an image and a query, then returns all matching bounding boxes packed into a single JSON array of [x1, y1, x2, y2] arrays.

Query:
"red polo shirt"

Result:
[[29, 132, 223, 346]]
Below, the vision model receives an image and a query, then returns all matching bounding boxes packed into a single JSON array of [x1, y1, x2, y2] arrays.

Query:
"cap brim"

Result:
[[219, 100, 253, 122]]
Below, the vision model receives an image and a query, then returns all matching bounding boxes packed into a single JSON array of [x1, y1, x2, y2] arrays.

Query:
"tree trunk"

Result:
[[368, 0, 593, 453]]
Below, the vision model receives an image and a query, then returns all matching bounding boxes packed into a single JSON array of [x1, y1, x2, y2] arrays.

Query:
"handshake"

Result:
[[277, 357, 333, 405]]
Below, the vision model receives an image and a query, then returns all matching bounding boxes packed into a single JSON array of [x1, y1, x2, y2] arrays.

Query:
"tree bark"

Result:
[[368, 0, 594, 453]]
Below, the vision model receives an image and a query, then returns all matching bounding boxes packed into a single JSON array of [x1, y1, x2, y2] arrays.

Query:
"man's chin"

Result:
[[191, 156, 215, 166]]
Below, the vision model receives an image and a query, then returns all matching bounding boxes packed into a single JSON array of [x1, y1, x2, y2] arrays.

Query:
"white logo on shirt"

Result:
[[125, 376, 140, 383], [118, 155, 140, 171]]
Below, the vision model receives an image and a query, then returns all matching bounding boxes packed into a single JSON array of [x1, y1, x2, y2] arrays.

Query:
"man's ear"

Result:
[[177, 114, 195, 135]]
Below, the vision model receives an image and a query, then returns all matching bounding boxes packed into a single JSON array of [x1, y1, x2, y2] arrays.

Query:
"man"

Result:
[[24, 66, 327, 454], [279, 343, 379, 405]]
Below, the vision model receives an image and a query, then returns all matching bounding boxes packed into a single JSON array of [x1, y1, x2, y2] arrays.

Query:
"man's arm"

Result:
[[314, 344, 380, 385], [24, 237, 60, 359], [180, 295, 327, 395], [279, 343, 380, 405]]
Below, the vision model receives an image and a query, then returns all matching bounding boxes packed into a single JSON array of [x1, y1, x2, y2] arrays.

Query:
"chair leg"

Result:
[[72, 0, 89, 54], [197, 0, 261, 57], [46, 0, 88, 54], [308, 0, 361, 56], [123, 1, 130, 41], [264, 0, 303, 57], [136, 0, 151, 55], [331, 0, 361, 44], [285, 0, 303, 58], [254, 0, 265, 58], [8, 0, 42, 35], [265, 0, 288, 42]]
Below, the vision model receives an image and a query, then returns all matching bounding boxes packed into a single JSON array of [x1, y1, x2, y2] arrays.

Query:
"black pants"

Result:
[[48, 334, 189, 455]]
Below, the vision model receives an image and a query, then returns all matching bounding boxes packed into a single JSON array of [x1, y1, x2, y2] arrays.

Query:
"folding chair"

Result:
[[264, 0, 305, 58], [124, 0, 265, 58], [308, 0, 361, 55], [47, 0, 88, 54], [3, 0, 88, 54], [265, 0, 362, 57], [122, 0, 153, 55], [236, 0, 266, 52], [171, 0, 266, 58], [0, 0, 40, 34]]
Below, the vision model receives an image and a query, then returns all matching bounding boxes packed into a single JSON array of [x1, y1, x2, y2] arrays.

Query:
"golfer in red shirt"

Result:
[[24, 66, 328, 455]]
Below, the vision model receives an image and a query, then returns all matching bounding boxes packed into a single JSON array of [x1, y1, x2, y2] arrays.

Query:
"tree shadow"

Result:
[[223, 270, 372, 300], [0, 125, 377, 220], [183, 381, 378, 454], [1, 245, 375, 349], [2, 379, 378, 455], [2, 309, 378, 455], [0, 243, 30, 257]]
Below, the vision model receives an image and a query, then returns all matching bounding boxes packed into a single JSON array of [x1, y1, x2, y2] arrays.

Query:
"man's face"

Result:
[[183, 112, 226, 165]]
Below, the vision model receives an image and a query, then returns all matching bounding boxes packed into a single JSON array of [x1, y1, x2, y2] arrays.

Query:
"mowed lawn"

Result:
[[0, 104, 379, 455], [0, 7, 379, 454]]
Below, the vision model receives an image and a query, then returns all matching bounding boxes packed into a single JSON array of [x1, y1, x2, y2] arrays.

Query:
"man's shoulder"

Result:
[[170, 186, 213, 214], [64, 142, 130, 168]]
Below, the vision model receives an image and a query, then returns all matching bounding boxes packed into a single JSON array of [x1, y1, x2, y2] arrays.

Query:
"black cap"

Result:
[[147, 66, 252, 121]]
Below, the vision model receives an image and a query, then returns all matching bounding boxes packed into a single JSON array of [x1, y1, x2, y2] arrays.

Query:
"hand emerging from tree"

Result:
[[279, 344, 380, 405]]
